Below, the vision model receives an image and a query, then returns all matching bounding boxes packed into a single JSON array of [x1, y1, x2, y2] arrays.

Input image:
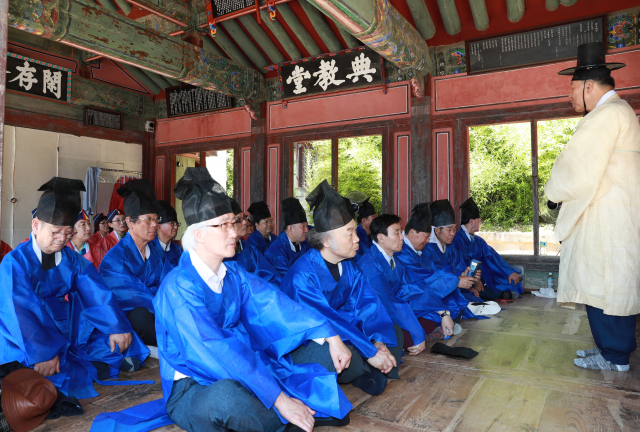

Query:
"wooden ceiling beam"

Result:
[[405, 0, 436, 39], [506, 0, 525, 23], [9, 0, 263, 100], [437, 0, 461, 35], [299, 0, 342, 53], [238, 15, 286, 64], [141, 67, 172, 89], [119, 63, 163, 94], [259, 9, 302, 60], [114, 0, 132, 15], [278, 3, 322, 56], [95, 0, 120, 13], [221, 20, 270, 69], [209, 29, 255, 69], [468, 0, 489, 31], [333, 20, 360, 48]]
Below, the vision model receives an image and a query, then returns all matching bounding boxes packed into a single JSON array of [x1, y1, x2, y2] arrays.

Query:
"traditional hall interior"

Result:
[[1, 0, 640, 430]]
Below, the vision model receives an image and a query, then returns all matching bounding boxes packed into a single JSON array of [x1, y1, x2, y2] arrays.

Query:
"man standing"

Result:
[[265, 197, 310, 277], [246, 201, 277, 254], [546, 42, 639, 372]]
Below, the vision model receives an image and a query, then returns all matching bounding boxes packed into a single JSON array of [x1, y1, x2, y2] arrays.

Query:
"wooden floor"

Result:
[[34, 294, 640, 432]]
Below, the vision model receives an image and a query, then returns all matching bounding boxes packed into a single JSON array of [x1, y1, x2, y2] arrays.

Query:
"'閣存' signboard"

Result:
[[6, 53, 72, 102]]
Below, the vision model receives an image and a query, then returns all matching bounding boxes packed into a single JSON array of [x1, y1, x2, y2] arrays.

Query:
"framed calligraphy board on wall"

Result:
[[84, 107, 123, 130], [165, 84, 233, 118], [466, 16, 606, 75], [6, 53, 72, 102]]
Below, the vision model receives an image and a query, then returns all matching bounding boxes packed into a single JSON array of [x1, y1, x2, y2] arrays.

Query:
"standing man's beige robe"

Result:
[[545, 94, 640, 316]]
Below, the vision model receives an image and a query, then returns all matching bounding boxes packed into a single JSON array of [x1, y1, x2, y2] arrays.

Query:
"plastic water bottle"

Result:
[[540, 235, 547, 255], [547, 272, 554, 289]]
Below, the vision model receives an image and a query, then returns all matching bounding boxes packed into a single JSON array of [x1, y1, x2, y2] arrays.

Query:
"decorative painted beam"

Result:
[[506, 0, 525, 23], [127, 0, 191, 26], [70, 76, 156, 119], [209, 28, 255, 69], [333, 20, 360, 48], [221, 20, 270, 69], [468, 0, 489, 31], [405, 0, 436, 40], [436, 0, 461, 35], [545, 0, 559, 11], [95, 0, 120, 13], [8, 0, 263, 100], [307, 0, 432, 76], [238, 15, 286, 64], [559, 0, 578, 6], [299, 0, 343, 53], [120, 63, 162, 94], [278, 4, 322, 56], [164, 76, 181, 87], [114, 0, 132, 15], [141, 68, 172, 89], [200, 34, 228, 59], [259, 9, 301, 60]]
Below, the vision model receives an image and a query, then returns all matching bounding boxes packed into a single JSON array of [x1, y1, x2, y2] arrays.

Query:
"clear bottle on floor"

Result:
[[540, 235, 547, 255], [547, 272, 554, 290]]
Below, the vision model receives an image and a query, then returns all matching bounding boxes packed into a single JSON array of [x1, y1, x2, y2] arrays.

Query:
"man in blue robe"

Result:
[[152, 200, 183, 268], [452, 198, 523, 300], [225, 198, 282, 286], [394, 203, 479, 322], [265, 197, 310, 277], [424, 200, 485, 303], [0, 177, 148, 399], [247, 201, 277, 254], [156, 168, 353, 432], [354, 197, 376, 261], [282, 180, 400, 396], [100, 179, 173, 355], [359, 214, 456, 353]]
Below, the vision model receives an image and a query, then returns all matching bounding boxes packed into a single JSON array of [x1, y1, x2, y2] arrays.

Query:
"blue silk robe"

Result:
[[99, 233, 173, 313], [0, 236, 149, 399], [247, 230, 277, 254], [154, 254, 352, 422], [264, 231, 310, 277], [452, 229, 523, 295], [151, 237, 183, 268], [355, 225, 372, 261], [357, 246, 429, 345], [281, 249, 397, 359], [224, 239, 282, 286], [394, 241, 480, 320]]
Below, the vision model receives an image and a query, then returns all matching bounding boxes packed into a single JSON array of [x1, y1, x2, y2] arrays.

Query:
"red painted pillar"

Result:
[[0, 0, 8, 234]]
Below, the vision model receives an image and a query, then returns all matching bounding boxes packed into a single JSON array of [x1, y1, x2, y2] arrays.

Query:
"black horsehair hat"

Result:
[[430, 199, 456, 227], [357, 197, 376, 219], [36, 177, 86, 227], [117, 179, 160, 219], [460, 197, 481, 225], [306, 180, 353, 233], [282, 197, 307, 227], [174, 167, 233, 226], [405, 203, 431, 234], [156, 200, 178, 224], [247, 201, 271, 224], [229, 198, 243, 216], [558, 42, 625, 81]]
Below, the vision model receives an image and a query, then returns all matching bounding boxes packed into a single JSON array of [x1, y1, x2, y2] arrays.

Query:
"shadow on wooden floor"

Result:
[[33, 294, 640, 431]]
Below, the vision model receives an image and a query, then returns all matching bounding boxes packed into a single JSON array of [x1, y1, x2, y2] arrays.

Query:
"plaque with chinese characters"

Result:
[[6, 53, 72, 102], [278, 48, 383, 99], [84, 107, 123, 131], [165, 84, 232, 118], [467, 17, 605, 74], [209, 0, 255, 18]]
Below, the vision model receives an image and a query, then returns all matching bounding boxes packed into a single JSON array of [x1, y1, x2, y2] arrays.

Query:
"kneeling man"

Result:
[[156, 168, 352, 432], [281, 180, 400, 396], [0, 177, 148, 399]]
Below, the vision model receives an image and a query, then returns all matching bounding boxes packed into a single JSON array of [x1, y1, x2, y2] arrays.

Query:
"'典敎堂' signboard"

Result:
[[165, 84, 233, 118], [466, 16, 605, 74], [277, 47, 384, 99], [6, 53, 72, 102]]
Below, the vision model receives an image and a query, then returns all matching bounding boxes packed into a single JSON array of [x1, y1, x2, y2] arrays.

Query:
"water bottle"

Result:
[[547, 272, 554, 290], [540, 235, 547, 255]]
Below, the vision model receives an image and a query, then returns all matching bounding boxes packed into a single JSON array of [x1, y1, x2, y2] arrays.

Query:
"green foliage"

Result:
[[226, 149, 234, 198], [469, 118, 580, 230]]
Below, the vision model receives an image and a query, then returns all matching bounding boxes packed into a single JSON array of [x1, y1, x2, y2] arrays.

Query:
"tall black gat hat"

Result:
[[282, 197, 307, 227], [460, 197, 480, 225], [174, 167, 233, 226], [558, 42, 625, 81], [357, 197, 376, 219], [36, 177, 86, 227], [229, 198, 243, 216], [247, 201, 271, 224], [405, 203, 431, 233], [430, 199, 456, 227], [306, 180, 353, 233], [156, 200, 178, 224], [117, 179, 160, 219]]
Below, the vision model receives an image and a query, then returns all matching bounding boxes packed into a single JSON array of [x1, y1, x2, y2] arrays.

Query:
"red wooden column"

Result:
[[433, 128, 454, 202], [0, 1, 7, 234], [266, 140, 281, 232], [394, 133, 411, 226]]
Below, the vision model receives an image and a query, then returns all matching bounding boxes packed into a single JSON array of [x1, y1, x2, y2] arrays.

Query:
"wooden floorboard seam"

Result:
[[441, 377, 487, 432]]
